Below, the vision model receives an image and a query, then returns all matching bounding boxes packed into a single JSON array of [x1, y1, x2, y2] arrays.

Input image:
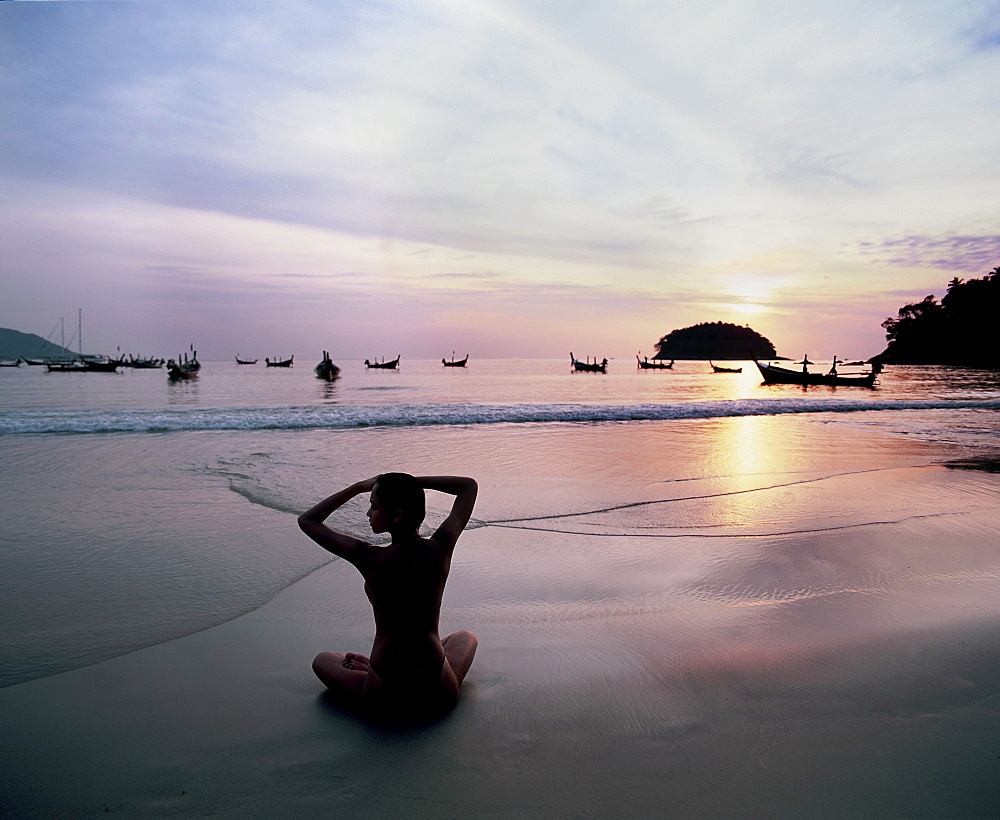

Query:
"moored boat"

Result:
[[365, 355, 400, 369], [45, 361, 87, 372], [314, 351, 341, 381], [46, 356, 120, 373], [753, 357, 879, 387], [235, 356, 257, 365], [571, 353, 608, 373], [167, 347, 201, 380], [127, 355, 164, 369], [637, 353, 673, 370], [265, 356, 294, 368], [442, 353, 469, 367], [710, 361, 743, 373]]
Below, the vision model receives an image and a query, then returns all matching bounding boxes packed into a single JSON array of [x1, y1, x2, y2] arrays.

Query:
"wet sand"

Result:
[[1, 457, 999, 818]]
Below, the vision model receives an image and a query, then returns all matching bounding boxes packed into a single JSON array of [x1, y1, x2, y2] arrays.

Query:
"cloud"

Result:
[[856, 234, 1000, 273], [1, 0, 997, 359]]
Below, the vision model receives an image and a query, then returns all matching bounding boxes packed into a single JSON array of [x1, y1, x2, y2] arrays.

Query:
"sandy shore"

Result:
[[2, 462, 999, 818]]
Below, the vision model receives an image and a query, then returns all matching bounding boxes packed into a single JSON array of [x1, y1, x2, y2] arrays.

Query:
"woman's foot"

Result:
[[343, 652, 370, 671]]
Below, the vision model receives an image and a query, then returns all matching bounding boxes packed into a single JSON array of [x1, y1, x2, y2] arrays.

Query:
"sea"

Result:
[[2, 356, 999, 690]]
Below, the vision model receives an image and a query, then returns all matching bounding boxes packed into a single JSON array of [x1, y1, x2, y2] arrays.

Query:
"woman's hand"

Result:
[[355, 476, 378, 493]]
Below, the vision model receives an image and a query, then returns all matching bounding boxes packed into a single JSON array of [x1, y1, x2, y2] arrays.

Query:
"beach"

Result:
[[1, 361, 999, 817]]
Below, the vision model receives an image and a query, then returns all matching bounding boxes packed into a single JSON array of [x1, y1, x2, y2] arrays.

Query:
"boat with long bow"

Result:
[[753, 357, 879, 387], [571, 353, 608, 373], [167, 347, 201, 380], [442, 353, 469, 367], [637, 354, 673, 370], [314, 351, 341, 381], [365, 355, 400, 369], [46, 356, 120, 373]]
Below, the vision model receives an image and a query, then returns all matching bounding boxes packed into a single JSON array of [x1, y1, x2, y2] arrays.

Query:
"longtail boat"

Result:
[[753, 357, 879, 387], [235, 355, 257, 365], [571, 353, 608, 373], [710, 361, 742, 373], [637, 354, 673, 370], [314, 351, 341, 381], [127, 355, 163, 369], [365, 356, 400, 369], [442, 353, 469, 367], [167, 347, 201, 380], [265, 356, 294, 368], [46, 357, 120, 373]]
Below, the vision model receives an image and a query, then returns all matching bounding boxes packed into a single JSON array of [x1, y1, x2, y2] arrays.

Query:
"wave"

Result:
[[2, 398, 999, 435]]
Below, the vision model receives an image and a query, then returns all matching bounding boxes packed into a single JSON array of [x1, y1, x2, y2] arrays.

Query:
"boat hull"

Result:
[[754, 360, 877, 387], [167, 365, 200, 380], [637, 357, 673, 370], [365, 356, 400, 369]]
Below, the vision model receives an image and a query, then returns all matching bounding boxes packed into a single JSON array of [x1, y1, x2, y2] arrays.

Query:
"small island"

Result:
[[653, 321, 777, 361], [874, 267, 998, 368]]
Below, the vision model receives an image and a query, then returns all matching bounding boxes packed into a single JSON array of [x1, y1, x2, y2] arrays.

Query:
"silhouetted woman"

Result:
[[298, 474, 478, 722]]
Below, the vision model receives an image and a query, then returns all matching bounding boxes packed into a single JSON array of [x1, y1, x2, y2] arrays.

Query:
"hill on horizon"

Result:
[[654, 322, 778, 360], [0, 327, 78, 360]]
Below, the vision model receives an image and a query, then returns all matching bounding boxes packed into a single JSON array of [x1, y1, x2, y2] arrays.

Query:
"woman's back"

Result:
[[298, 475, 479, 722]]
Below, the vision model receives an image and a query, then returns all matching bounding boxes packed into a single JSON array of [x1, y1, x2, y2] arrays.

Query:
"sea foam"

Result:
[[2, 398, 998, 435]]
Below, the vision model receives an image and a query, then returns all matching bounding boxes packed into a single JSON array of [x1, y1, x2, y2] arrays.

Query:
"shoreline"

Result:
[[2, 459, 999, 817]]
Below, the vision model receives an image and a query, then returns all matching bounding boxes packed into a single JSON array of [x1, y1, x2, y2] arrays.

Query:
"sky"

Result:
[[2, 0, 998, 360]]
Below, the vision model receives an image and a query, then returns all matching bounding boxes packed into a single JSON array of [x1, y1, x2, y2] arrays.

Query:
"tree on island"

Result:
[[874, 267, 999, 368], [653, 321, 777, 360]]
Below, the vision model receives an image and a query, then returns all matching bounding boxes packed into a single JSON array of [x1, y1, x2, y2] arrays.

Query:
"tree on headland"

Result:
[[654, 322, 777, 360], [875, 267, 999, 368]]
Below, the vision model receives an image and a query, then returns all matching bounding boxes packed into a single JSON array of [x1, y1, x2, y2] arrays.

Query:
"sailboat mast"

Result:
[[78, 308, 82, 356]]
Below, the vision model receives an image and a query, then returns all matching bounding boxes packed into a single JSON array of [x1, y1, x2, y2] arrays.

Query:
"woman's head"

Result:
[[371, 472, 425, 533]]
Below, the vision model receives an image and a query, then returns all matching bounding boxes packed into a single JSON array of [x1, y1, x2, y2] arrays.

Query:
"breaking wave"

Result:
[[2, 398, 998, 435]]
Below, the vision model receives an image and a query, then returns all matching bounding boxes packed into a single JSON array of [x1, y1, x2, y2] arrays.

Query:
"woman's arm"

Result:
[[297, 478, 376, 562], [419, 476, 478, 548]]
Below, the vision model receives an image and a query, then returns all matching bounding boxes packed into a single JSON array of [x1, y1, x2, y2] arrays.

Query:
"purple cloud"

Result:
[[857, 234, 999, 273]]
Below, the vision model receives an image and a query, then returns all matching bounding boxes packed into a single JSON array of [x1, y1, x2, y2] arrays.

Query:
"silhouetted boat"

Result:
[[235, 356, 258, 365], [167, 347, 201, 380], [710, 361, 742, 373], [442, 353, 468, 367], [46, 357, 120, 373], [365, 356, 400, 369], [127, 355, 163, 369], [314, 351, 341, 381], [571, 353, 607, 373], [753, 357, 879, 387], [265, 356, 294, 368], [45, 361, 87, 372], [637, 353, 673, 370]]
